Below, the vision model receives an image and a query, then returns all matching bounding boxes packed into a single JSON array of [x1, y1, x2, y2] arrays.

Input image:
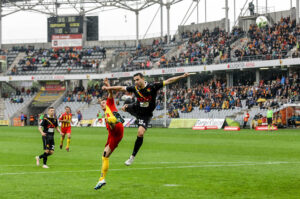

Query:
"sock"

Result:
[[43, 153, 50, 165], [66, 138, 71, 148], [132, 136, 143, 157], [60, 137, 65, 146], [39, 152, 48, 159], [99, 156, 109, 181]]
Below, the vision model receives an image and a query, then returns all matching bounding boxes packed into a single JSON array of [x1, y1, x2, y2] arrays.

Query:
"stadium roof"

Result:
[[0, 0, 183, 17]]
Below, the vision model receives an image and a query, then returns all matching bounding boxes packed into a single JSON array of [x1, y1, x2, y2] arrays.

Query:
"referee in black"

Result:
[[102, 72, 190, 165], [35, 107, 62, 168]]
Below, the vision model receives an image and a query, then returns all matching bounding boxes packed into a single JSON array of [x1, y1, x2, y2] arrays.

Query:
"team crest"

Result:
[[147, 88, 151, 92]]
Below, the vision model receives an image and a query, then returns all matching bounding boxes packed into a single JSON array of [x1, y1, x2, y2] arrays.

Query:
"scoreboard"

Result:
[[48, 16, 83, 42]]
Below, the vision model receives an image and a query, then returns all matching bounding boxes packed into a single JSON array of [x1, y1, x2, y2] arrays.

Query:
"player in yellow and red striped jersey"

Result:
[[59, 106, 73, 152]]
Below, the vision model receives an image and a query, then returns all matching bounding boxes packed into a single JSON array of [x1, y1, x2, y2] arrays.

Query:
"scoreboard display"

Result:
[[48, 16, 83, 42]]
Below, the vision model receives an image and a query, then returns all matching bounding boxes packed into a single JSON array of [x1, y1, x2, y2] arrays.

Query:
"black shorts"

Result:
[[267, 118, 272, 125], [42, 135, 55, 151], [126, 103, 152, 130]]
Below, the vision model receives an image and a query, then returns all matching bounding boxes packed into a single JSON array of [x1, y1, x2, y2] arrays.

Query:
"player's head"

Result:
[[98, 97, 107, 110], [65, 106, 71, 114], [133, 73, 145, 88], [48, 107, 55, 117]]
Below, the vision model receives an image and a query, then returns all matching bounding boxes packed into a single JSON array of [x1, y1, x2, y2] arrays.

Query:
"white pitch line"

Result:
[[164, 184, 180, 187], [0, 161, 295, 167], [0, 162, 299, 176]]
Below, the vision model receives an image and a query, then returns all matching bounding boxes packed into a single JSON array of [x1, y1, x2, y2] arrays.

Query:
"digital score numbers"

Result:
[[47, 16, 83, 42]]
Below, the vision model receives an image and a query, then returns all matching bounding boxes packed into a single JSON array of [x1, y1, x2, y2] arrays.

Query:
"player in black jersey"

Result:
[[102, 72, 190, 165], [35, 107, 63, 168]]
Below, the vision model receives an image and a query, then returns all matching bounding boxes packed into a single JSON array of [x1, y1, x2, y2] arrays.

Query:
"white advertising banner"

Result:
[[194, 119, 225, 129], [2, 57, 300, 82], [52, 34, 82, 49]]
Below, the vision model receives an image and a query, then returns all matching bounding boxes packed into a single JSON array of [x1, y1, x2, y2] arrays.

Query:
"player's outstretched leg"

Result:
[[125, 126, 145, 166], [95, 147, 111, 190]]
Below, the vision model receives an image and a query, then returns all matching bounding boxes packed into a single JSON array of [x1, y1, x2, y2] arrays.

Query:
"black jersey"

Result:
[[40, 115, 58, 135], [126, 81, 164, 116]]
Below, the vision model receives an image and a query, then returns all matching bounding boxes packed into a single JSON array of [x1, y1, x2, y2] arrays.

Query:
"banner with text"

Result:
[[52, 34, 82, 49], [193, 119, 225, 129]]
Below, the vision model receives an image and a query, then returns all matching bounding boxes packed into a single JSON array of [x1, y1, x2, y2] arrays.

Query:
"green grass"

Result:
[[0, 127, 300, 199]]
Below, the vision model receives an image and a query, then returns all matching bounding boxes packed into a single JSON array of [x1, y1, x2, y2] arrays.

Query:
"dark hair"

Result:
[[48, 107, 54, 110], [133, 73, 144, 79], [65, 106, 71, 112]]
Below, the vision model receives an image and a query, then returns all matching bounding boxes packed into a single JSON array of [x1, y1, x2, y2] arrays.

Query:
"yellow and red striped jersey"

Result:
[[59, 112, 72, 128]]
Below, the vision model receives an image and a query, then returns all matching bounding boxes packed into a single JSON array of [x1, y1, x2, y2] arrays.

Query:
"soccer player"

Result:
[[243, 111, 250, 129], [97, 110, 103, 124], [267, 106, 274, 131], [35, 107, 63, 169], [94, 78, 124, 190], [102, 72, 190, 166], [59, 106, 73, 152]]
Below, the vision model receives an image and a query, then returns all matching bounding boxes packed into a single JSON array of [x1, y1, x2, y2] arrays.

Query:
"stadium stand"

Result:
[[58, 74, 299, 124], [56, 101, 87, 117], [32, 89, 65, 107], [233, 17, 298, 62], [1, 18, 298, 76], [3, 94, 35, 120], [7, 46, 106, 75]]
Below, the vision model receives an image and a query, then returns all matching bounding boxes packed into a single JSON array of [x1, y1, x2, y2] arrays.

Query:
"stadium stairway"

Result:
[[5, 94, 36, 123], [25, 89, 66, 118], [111, 50, 132, 73], [99, 49, 115, 73], [287, 45, 298, 57], [76, 97, 99, 119], [56, 101, 87, 117], [6, 52, 26, 74], [0, 98, 4, 120], [164, 41, 189, 63], [229, 37, 250, 62]]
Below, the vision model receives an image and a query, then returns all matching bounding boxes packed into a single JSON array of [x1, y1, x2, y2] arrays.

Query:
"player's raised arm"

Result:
[[102, 85, 127, 92], [164, 72, 190, 86], [103, 78, 114, 99]]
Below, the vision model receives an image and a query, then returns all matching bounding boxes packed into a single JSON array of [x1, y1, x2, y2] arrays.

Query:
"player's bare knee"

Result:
[[49, 150, 54, 155], [137, 129, 145, 137], [44, 150, 49, 153]]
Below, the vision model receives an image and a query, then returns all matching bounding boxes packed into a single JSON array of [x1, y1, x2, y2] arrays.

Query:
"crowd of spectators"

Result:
[[234, 17, 299, 61], [153, 74, 299, 118], [12, 46, 106, 73], [119, 17, 300, 71], [1, 86, 38, 99], [64, 85, 103, 103], [161, 27, 244, 68], [120, 36, 177, 72]]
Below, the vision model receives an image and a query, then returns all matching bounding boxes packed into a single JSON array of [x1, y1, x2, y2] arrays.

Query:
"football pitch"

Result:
[[0, 127, 300, 199]]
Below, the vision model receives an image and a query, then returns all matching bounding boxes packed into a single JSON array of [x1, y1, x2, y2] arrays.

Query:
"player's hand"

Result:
[[102, 86, 108, 90], [182, 73, 190, 78], [121, 104, 128, 112], [41, 132, 46, 137], [104, 78, 110, 87]]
